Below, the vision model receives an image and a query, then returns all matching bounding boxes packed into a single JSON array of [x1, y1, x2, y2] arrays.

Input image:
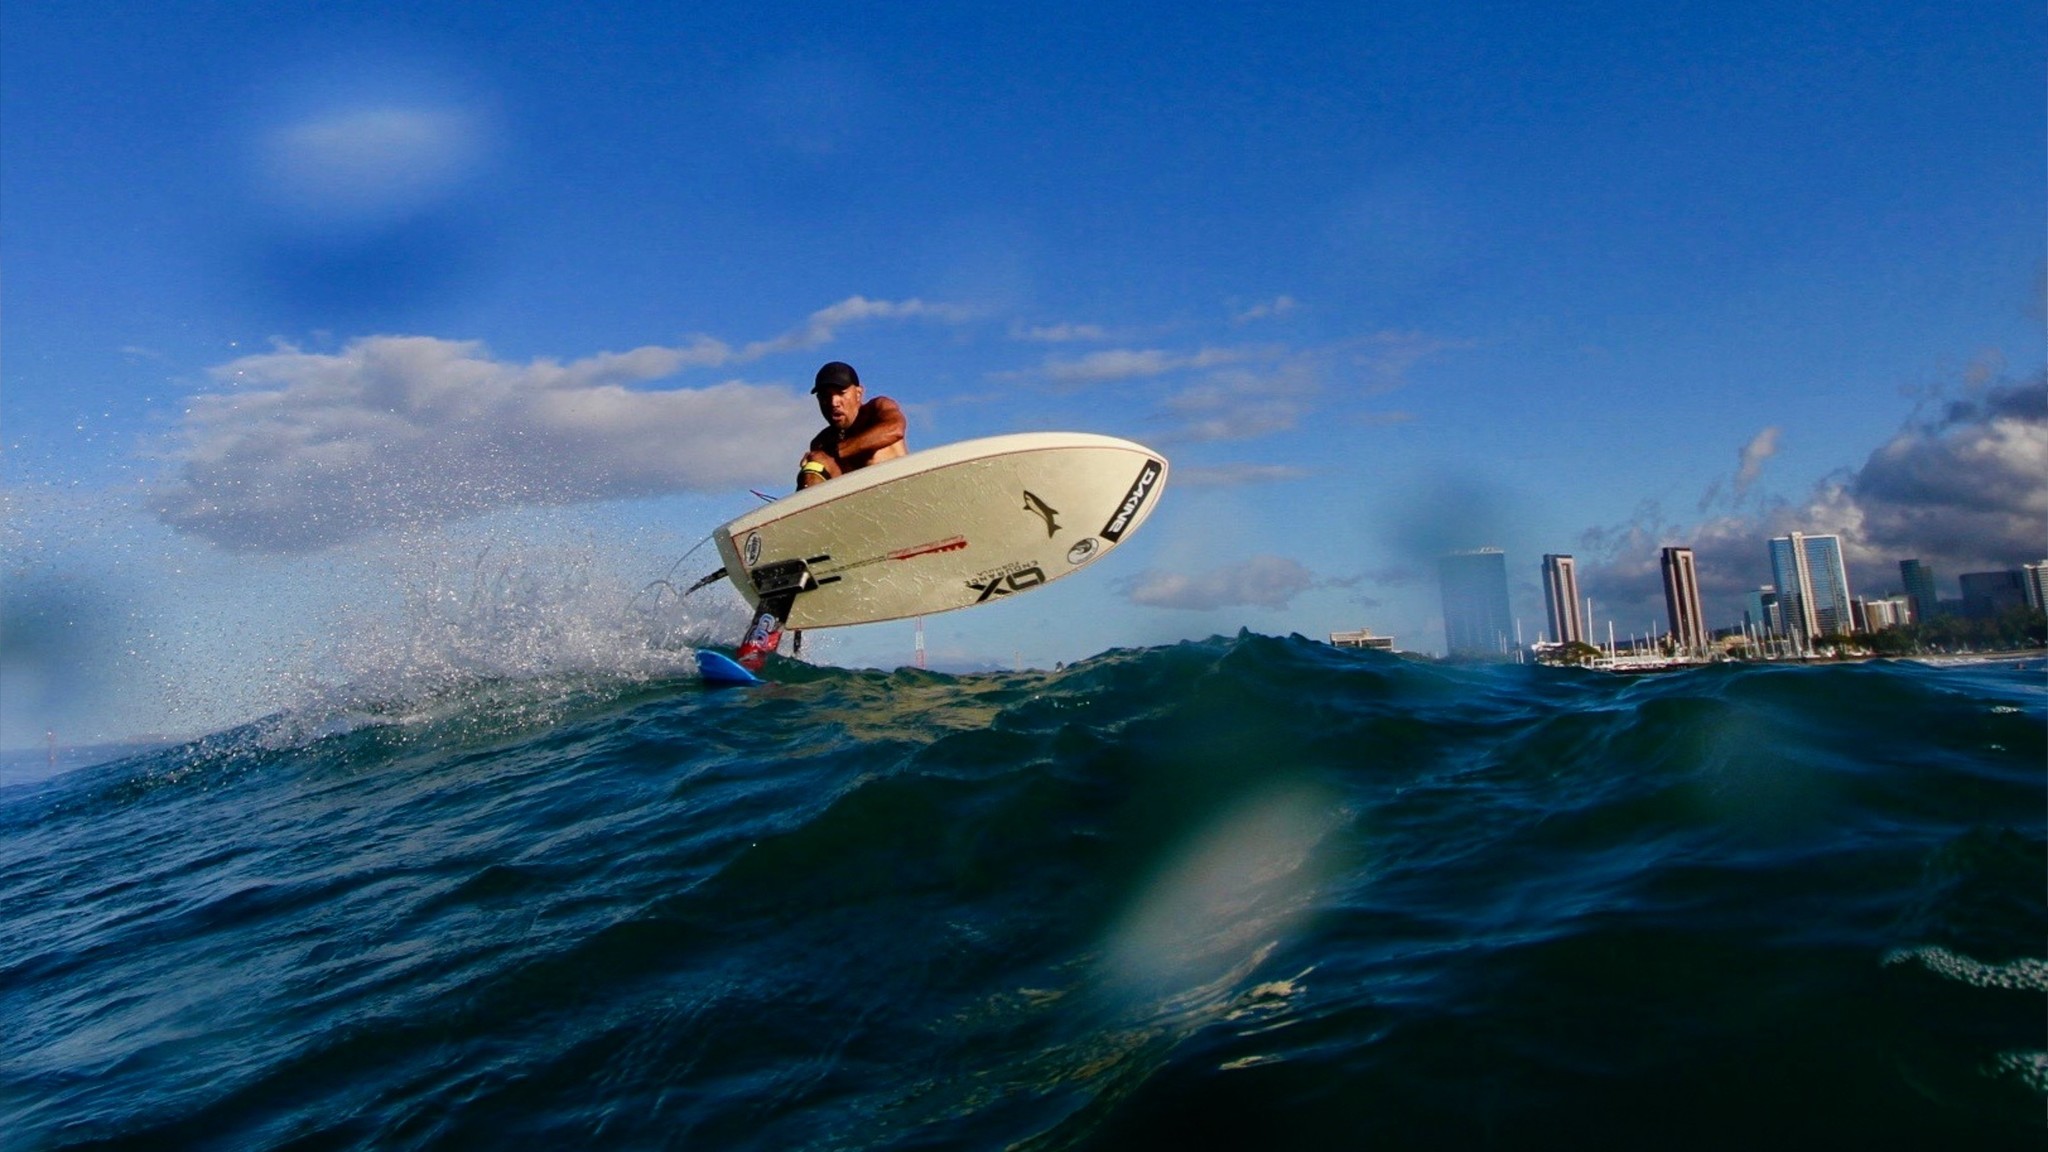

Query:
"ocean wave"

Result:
[[2, 634, 2041, 1148]]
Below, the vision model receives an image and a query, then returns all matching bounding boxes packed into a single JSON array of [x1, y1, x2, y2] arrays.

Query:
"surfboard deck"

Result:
[[711, 432, 1168, 632]]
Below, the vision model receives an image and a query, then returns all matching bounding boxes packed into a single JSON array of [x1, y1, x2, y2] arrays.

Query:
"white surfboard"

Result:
[[710, 432, 1168, 631]]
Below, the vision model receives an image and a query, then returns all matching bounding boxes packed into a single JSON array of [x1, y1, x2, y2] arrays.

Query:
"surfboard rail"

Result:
[[694, 648, 762, 686]]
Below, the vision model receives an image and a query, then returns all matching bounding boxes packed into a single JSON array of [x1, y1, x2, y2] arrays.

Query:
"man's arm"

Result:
[[835, 396, 906, 458], [797, 429, 842, 490]]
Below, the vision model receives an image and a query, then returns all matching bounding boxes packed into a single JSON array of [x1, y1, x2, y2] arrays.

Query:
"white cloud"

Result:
[[1840, 380, 2046, 569], [141, 296, 975, 552], [1164, 400, 1305, 443], [1158, 357, 1321, 443], [1572, 504, 1727, 629], [1025, 330, 1451, 442], [1010, 321, 1110, 343], [1233, 295, 1298, 323], [1734, 426, 1781, 499], [152, 336, 816, 553], [1042, 346, 1247, 384], [743, 296, 974, 358], [1043, 348, 1173, 382], [259, 105, 485, 228], [1124, 555, 1316, 611], [1572, 375, 2048, 629]]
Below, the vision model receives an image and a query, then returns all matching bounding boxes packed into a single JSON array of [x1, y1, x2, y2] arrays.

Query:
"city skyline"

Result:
[[1433, 537, 2044, 657]]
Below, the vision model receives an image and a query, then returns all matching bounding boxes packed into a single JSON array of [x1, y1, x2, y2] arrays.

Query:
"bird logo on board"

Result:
[[1021, 491, 1060, 537]]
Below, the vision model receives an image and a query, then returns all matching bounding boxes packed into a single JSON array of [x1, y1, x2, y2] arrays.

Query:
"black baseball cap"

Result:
[[812, 361, 861, 394]]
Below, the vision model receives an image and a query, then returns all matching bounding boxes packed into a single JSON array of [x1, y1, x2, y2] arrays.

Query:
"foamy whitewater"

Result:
[[2, 635, 2042, 1149]]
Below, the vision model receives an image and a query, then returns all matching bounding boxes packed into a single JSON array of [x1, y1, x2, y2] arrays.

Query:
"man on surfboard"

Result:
[[796, 361, 907, 490], [727, 362, 908, 671]]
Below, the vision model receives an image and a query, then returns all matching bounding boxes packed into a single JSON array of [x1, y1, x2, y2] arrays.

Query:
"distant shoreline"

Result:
[[1900, 650, 2045, 667], [1534, 646, 2045, 675]]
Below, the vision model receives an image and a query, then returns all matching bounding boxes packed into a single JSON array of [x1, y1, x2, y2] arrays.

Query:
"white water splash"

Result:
[[1990, 1050, 2048, 1095], [1881, 945, 2048, 992], [233, 522, 748, 747]]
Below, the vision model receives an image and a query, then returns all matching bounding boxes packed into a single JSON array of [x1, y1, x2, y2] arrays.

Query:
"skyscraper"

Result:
[[1769, 533, 1854, 643], [1440, 548, 1513, 658], [1660, 546, 1706, 653], [1806, 535, 1853, 635], [1745, 586, 1780, 636], [1768, 537, 1815, 639], [1542, 554, 1584, 645], [1899, 559, 1938, 624], [1959, 570, 2026, 618], [2026, 561, 2047, 612]]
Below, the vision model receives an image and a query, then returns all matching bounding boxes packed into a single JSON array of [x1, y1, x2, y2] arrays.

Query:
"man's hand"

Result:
[[797, 450, 840, 490]]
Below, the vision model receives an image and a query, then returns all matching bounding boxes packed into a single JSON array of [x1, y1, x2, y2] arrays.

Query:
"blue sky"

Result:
[[4, 1, 2043, 747]]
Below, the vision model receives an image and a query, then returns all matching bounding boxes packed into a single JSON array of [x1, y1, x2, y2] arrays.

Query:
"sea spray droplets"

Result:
[[1881, 945, 2048, 992], [198, 527, 747, 755], [1990, 1051, 2048, 1095]]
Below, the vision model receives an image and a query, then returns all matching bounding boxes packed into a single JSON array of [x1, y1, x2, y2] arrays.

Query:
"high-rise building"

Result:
[[1899, 559, 1939, 624], [1806, 535, 1853, 635], [1859, 596, 1912, 630], [1744, 586, 1779, 636], [1542, 554, 1584, 645], [1769, 533, 1854, 642], [1660, 547, 1707, 653], [2026, 562, 2048, 612], [1881, 595, 1911, 627], [1959, 570, 2026, 618], [1440, 548, 1514, 658], [1768, 537, 1815, 638]]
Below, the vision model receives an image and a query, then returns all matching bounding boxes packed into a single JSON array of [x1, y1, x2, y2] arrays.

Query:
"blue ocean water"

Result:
[[2, 635, 2042, 1149]]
